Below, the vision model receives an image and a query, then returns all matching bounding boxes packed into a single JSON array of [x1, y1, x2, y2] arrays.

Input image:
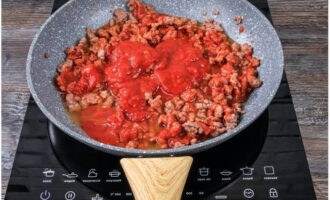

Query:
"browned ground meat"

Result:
[[55, 0, 262, 149], [234, 15, 244, 24], [213, 10, 220, 15]]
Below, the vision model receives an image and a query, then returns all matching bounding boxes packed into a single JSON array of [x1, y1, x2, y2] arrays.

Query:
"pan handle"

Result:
[[120, 156, 193, 200]]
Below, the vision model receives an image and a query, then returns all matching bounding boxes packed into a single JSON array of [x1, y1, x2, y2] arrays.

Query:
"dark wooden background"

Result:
[[2, 0, 328, 199]]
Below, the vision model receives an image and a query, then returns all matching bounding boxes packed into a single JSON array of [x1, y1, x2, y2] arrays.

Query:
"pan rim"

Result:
[[26, 0, 284, 157]]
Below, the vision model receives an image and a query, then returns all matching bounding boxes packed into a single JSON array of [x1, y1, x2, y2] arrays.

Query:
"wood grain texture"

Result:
[[268, 0, 328, 199], [1, 0, 55, 199], [2, 0, 327, 199], [120, 157, 193, 200]]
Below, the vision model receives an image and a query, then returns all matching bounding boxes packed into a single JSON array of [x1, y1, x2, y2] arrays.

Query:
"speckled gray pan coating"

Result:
[[27, 0, 283, 157]]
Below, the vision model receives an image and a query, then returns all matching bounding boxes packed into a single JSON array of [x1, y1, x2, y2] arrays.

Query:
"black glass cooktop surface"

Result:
[[5, 0, 316, 199]]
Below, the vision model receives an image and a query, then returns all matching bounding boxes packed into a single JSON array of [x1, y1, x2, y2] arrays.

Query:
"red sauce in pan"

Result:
[[155, 39, 211, 95], [77, 39, 211, 148], [57, 0, 261, 149]]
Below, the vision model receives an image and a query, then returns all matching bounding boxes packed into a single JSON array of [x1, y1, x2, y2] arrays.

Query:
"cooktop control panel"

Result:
[[27, 165, 282, 200], [33, 164, 282, 199]]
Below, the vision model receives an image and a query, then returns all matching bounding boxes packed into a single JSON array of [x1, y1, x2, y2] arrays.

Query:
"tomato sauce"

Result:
[[56, 0, 261, 149], [74, 38, 211, 147], [155, 39, 211, 95]]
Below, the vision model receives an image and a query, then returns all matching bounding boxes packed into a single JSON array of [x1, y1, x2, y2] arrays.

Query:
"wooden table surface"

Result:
[[2, 0, 328, 199]]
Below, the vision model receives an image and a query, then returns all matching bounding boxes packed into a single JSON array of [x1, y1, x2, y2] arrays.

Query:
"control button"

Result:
[[220, 170, 233, 181], [264, 166, 275, 175], [125, 192, 133, 197], [214, 195, 227, 199], [240, 167, 254, 176], [185, 191, 193, 196], [40, 190, 51, 200], [219, 170, 233, 176], [109, 170, 121, 178], [110, 192, 122, 197], [88, 169, 98, 178], [269, 188, 279, 198], [199, 167, 209, 176], [42, 168, 55, 178], [91, 194, 103, 200], [243, 188, 254, 199], [65, 191, 76, 200], [198, 191, 205, 196], [62, 172, 78, 179]]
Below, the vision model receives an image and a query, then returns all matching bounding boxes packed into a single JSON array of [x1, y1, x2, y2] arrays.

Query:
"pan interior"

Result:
[[27, 0, 283, 156]]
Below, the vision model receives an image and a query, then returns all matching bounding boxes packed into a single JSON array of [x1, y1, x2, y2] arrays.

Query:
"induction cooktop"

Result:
[[5, 0, 317, 199]]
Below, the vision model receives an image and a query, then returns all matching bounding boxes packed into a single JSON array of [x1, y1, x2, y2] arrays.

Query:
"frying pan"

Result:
[[26, 0, 283, 199]]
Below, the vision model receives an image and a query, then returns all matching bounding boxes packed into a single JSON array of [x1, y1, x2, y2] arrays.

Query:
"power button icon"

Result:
[[40, 190, 51, 200], [65, 191, 76, 200]]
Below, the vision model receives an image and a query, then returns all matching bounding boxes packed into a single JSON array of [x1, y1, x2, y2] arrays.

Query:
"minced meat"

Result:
[[56, 0, 262, 149]]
